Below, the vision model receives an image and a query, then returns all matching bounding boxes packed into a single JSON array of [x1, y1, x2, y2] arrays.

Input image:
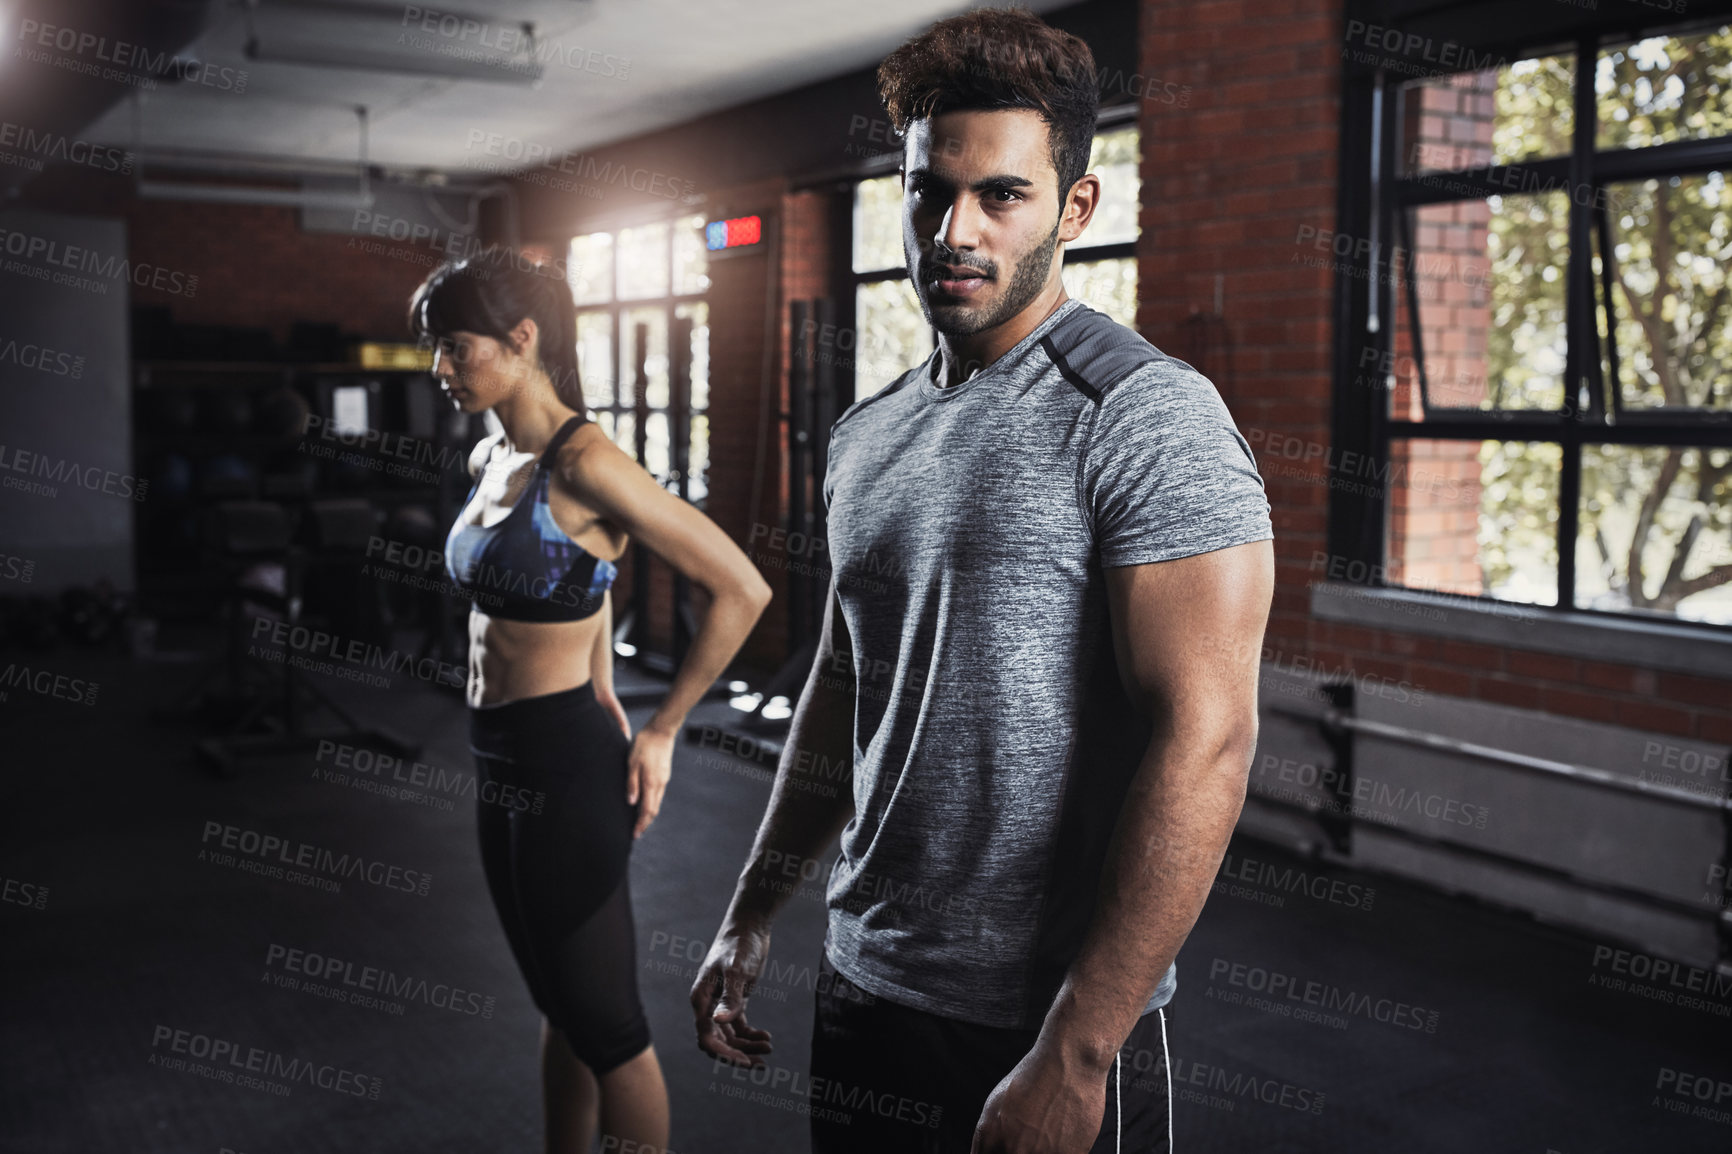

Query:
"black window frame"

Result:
[[569, 217, 711, 506], [1332, 12, 1732, 635]]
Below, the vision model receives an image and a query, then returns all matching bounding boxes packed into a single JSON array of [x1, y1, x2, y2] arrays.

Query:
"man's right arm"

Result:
[[692, 573, 857, 1065], [725, 575, 857, 928]]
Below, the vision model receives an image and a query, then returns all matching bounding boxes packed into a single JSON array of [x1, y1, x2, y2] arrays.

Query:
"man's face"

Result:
[[902, 108, 1066, 337]]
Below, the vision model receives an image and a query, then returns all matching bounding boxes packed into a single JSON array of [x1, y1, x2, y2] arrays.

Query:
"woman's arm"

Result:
[[555, 434, 772, 837], [559, 436, 771, 739]]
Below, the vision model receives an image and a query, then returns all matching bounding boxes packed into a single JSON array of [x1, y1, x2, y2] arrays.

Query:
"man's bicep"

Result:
[[1103, 539, 1273, 748]]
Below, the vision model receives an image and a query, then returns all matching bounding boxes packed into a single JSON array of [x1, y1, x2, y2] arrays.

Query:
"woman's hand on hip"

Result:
[[625, 724, 674, 839], [597, 686, 632, 741]]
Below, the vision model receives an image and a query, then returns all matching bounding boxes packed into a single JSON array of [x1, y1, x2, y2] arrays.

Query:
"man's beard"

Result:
[[915, 217, 1061, 338]]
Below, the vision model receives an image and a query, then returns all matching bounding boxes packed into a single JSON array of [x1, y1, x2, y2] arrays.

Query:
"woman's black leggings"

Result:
[[468, 680, 652, 1077]]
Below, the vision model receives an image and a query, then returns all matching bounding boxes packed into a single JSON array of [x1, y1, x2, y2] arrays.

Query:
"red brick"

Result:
[[1505, 650, 1581, 684], [1477, 676, 1541, 711], [1657, 672, 1732, 711], [1580, 662, 1639, 693], [1612, 699, 1695, 738]]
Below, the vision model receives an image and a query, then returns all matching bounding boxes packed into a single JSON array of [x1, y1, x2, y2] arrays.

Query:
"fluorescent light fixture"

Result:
[[241, 0, 543, 86], [243, 38, 543, 85], [134, 181, 374, 210]]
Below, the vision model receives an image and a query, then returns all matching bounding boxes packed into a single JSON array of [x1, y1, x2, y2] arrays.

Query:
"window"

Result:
[[1339, 23, 1732, 629], [847, 117, 1141, 402], [567, 215, 711, 503]]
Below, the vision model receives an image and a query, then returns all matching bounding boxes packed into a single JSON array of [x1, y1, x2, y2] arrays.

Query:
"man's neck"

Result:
[[933, 282, 1069, 388]]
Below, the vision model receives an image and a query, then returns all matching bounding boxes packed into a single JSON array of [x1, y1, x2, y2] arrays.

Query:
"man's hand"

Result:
[[971, 1037, 1108, 1154], [690, 919, 776, 1067]]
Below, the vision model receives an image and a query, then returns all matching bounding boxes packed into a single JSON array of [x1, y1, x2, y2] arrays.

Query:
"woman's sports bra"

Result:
[[444, 415, 619, 623]]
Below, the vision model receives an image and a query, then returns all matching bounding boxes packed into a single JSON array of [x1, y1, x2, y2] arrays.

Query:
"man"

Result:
[[691, 9, 1274, 1153]]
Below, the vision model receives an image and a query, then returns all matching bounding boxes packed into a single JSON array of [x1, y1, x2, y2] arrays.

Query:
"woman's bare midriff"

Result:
[[465, 610, 605, 708]]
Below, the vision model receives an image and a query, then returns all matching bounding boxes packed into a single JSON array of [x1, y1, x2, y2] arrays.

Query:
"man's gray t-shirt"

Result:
[[819, 298, 1273, 1030]]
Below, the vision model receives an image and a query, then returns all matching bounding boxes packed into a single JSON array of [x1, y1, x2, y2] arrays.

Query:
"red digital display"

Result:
[[706, 214, 762, 250]]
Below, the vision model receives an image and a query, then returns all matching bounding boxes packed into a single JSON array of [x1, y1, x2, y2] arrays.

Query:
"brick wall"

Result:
[[1137, 0, 1731, 745], [126, 198, 443, 344]]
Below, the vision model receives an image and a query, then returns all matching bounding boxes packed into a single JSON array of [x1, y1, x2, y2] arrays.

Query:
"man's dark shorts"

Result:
[[808, 952, 1172, 1153]]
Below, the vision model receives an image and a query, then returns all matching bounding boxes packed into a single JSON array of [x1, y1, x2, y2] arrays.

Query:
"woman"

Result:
[[409, 247, 772, 1154]]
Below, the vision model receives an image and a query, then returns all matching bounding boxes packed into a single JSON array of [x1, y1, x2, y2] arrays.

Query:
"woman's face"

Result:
[[430, 329, 536, 412]]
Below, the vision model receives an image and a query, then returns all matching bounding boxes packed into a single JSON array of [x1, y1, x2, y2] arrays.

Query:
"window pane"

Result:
[[673, 213, 711, 295], [1600, 173, 1732, 412], [620, 306, 668, 409], [1579, 445, 1732, 623], [1392, 190, 1568, 417], [643, 411, 670, 481], [688, 413, 710, 505], [576, 310, 614, 409], [1400, 54, 1573, 176], [1597, 27, 1732, 152], [611, 412, 636, 458], [1080, 126, 1139, 247], [854, 278, 933, 399], [676, 300, 709, 411], [854, 174, 906, 274], [1061, 257, 1136, 328], [617, 221, 670, 300], [1386, 438, 1561, 606], [568, 232, 613, 305]]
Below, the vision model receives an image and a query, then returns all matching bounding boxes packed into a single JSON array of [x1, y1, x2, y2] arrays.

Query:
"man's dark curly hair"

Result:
[[877, 7, 1100, 205]]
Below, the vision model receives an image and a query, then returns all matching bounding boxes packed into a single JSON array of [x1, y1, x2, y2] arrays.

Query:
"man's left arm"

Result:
[[1048, 534, 1273, 1054], [972, 537, 1273, 1153]]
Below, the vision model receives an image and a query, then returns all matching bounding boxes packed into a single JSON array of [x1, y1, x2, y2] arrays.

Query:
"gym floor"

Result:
[[1, 631, 1725, 1154]]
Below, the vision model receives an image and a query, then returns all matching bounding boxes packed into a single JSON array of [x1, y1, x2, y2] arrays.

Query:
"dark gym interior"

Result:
[[3, 1, 1732, 1151]]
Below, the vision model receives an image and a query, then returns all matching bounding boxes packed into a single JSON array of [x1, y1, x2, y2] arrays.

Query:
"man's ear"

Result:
[[1059, 172, 1102, 245]]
